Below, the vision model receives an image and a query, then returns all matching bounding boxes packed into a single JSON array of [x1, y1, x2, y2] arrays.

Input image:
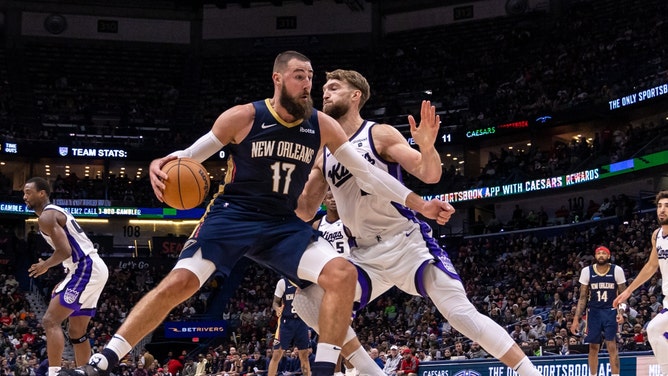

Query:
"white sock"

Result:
[[513, 356, 542, 376], [315, 342, 342, 364], [106, 334, 132, 360], [346, 346, 384, 376], [91, 334, 132, 370], [48, 366, 61, 376]]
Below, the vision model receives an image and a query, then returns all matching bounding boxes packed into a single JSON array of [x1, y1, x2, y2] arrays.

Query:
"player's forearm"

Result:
[[333, 142, 411, 205], [574, 295, 587, 319], [169, 131, 224, 162], [46, 247, 72, 268], [626, 265, 657, 294], [413, 146, 442, 184]]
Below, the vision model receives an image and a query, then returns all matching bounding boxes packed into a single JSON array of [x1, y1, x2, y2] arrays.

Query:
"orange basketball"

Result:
[[161, 158, 211, 210]]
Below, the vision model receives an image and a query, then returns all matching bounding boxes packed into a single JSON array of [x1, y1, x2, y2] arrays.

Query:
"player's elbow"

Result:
[[415, 169, 442, 184], [422, 172, 442, 184]]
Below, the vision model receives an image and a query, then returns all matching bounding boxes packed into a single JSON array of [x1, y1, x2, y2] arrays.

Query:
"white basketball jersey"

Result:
[[323, 121, 414, 243], [657, 227, 668, 307], [40, 204, 98, 271], [317, 216, 350, 256]]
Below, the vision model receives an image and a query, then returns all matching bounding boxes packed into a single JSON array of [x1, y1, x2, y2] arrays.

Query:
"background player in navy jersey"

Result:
[[62, 51, 453, 376], [294, 69, 541, 376], [615, 190, 668, 375], [268, 277, 311, 376], [23, 177, 109, 376], [571, 246, 626, 376]]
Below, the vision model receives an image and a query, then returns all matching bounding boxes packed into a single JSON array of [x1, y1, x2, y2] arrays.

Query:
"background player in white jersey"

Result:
[[295, 69, 542, 376], [571, 246, 626, 376], [614, 190, 668, 374], [23, 177, 109, 376], [313, 191, 350, 257]]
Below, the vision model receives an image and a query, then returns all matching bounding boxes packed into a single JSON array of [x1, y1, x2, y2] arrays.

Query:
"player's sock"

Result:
[[48, 366, 61, 376], [90, 335, 130, 370], [512, 357, 542, 376], [346, 346, 384, 376], [312, 343, 341, 376]]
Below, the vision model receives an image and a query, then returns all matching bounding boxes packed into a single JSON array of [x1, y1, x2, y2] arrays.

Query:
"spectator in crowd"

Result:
[[467, 342, 488, 359], [395, 349, 418, 376], [382, 346, 401, 376], [369, 349, 384, 370]]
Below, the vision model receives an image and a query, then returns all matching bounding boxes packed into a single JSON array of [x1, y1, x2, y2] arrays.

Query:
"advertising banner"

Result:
[[419, 352, 663, 376]]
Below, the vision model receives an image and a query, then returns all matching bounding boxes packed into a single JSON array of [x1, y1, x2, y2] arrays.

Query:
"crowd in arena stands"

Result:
[[0, 0, 666, 208], [0, 0, 665, 152], [2, 204, 663, 376]]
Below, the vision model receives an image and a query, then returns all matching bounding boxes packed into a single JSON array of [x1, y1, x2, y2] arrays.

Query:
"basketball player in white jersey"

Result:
[[614, 190, 668, 374], [295, 69, 542, 376], [23, 177, 109, 376], [313, 191, 351, 257]]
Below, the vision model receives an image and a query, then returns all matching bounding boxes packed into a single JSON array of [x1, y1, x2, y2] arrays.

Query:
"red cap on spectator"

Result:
[[402, 349, 412, 355], [595, 246, 610, 256]]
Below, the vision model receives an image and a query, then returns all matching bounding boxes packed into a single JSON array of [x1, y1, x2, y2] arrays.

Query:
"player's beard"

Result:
[[596, 257, 610, 266], [281, 85, 313, 120], [323, 101, 349, 120]]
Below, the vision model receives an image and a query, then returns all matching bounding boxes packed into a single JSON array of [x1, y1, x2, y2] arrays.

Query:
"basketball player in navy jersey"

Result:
[[62, 51, 453, 376], [571, 246, 626, 376], [268, 277, 311, 376], [23, 177, 109, 376], [615, 190, 668, 375], [294, 69, 542, 376]]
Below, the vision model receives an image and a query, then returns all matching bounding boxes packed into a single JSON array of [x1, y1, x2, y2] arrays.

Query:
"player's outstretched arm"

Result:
[[613, 228, 660, 307], [376, 100, 442, 183], [318, 111, 455, 224]]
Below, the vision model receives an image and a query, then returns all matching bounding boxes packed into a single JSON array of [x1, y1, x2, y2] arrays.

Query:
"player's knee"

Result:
[[157, 269, 200, 300], [647, 318, 665, 344], [41, 312, 61, 330], [319, 258, 356, 291]]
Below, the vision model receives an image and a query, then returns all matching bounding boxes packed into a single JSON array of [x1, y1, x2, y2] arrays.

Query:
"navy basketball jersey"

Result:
[[219, 99, 320, 215], [280, 278, 300, 319], [587, 264, 620, 310]]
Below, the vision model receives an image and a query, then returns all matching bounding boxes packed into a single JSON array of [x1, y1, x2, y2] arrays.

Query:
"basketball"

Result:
[[161, 158, 211, 210]]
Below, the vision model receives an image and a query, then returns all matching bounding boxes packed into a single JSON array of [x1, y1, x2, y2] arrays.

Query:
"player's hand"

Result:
[[275, 305, 283, 317], [407, 100, 440, 149], [28, 258, 48, 278], [613, 291, 630, 309], [149, 155, 178, 202], [420, 199, 455, 225], [569, 321, 578, 335]]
